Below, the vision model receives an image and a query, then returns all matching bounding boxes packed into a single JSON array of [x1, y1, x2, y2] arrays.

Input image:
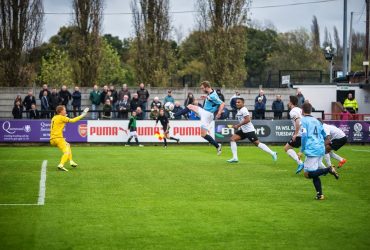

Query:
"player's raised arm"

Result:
[[68, 107, 89, 123]]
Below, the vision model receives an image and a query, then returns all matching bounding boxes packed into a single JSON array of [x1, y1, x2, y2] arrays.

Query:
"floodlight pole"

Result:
[[348, 12, 353, 73], [342, 0, 348, 76]]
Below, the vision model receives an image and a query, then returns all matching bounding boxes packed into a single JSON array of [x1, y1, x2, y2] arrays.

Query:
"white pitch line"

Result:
[[37, 160, 47, 205], [0, 160, 47, 206], [351, 149, 370, 153]]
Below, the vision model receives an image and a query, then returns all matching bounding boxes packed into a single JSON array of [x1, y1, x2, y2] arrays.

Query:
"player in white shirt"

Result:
[[284, 96, 305, 173], [319, 119, 347, 168], [227, 97, 277, 163]]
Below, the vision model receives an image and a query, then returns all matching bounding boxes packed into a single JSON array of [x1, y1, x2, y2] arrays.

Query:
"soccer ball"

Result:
[[164, 102, 174, 111]]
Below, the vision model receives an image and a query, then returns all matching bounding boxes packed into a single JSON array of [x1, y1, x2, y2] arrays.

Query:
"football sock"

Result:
[[324, 153, 332, 166], [308, 168, 330, 178], [164, 138, 167, 146], [330, 152, 343, 161], [230, 141, 238, 159], [169, 137, 178, 141], [60, 152, 69, 165], [174, 107, 190, 117], [287, 149, 302, 164], [127, 136, 132, 144], [204, 134, 219, 148], [258, 143, 274, 155], [134, 137, 139, 145], [312, 177, 322, 195]]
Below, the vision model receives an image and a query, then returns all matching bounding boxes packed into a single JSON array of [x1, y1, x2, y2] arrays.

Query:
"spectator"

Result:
[[130, 93, 140, 112], [39, 84, 51, 101], [218, 107, 230, 120], [137, 82, 150, 116], [173, 101, 184, 120], [117, 95, 130, 119], [272, 95, 284, 119], [136, 106, 144, 120], [89, 84, 101, 120], [104, 90, 114, 103], [102, 99, 112, 120], [184, 92, 194, 107], [40, 90, 50, 118], [59, 85, 71, 108], [14, 95, 23, 110], [49, 88, 61, 117], [118, 84, 131, 101], [163, 90, 175, 104], [100, 85, 109, 105], [151, 96, 162, 109], [254, 97, 266, 120], [341, 108, 351, 120], [230, 91, 240, 119], [109, 85, 118, 118], [72, 86, 82, 117], [12, 100, 23, 119], [216, 89, 225, 102], [296, 88, 305, 108], [255, 89, 267, 104], [343, 93, 358, 114], [29, 104, 40, 119], [150, 105, 160, 120], [22, 90, 36, 118]]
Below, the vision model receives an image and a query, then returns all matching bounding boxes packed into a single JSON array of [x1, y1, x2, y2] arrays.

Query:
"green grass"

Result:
[[0, 144, 370, 249]]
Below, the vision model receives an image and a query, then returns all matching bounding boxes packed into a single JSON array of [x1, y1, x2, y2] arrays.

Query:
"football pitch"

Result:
[[1, 145, 370, 249]]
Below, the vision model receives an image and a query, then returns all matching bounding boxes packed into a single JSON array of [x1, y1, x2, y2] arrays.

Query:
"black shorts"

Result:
[[330, 136, 347, 151], [235, 130, 259, 143], [287, 136, 301, 148]]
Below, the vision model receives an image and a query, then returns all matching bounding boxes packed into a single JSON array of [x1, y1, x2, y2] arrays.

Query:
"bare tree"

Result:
[[71, 0, 103, 86], [311, 16, 320, 50], [131, 0, 173, 86], [0, 0, 44, 86], [197, 0, 250, 87], [333, 26, 341, 56]]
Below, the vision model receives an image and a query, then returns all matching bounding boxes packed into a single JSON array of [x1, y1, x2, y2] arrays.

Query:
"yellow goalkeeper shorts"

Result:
[[50, 138, 69, 153]]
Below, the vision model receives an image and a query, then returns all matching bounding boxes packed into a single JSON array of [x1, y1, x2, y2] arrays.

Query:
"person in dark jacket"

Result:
[[137, 82, 150, 118], [130, 93, 140, 112], [102, 99, 112, 120], [117, 95, 130, 119], [254, 97, 266, 120], [109, 85, 118, 118], [14, 95, 23, 110], [229, 91, 240, 119], [136, 107, 144, 120], [172, 101, 184, 120], [49, 88, 61, 117], [296, 89, 305, 108], [184, 92, 195, 107], [255, 89, 267, 104], [100, 85, 109, 104], [59, 85, 71, 108], [72, 86, 82, 117], [12, 101, 23, 119], [39, 84, 51, 101], [22, 90, 36, 118], [272, 95, 284, 119], [118, 84, 131, 101], [216, 89, 225, 102], [29, 104, 40, 119], [40, 90, 50, 118], [89, 84, 101, 120]]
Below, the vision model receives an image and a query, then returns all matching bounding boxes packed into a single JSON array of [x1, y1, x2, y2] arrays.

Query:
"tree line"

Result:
[[0, 0, 366, 87]]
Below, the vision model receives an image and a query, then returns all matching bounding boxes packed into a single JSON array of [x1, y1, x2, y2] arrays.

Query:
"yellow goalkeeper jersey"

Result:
[[50, 115, 82, 140]]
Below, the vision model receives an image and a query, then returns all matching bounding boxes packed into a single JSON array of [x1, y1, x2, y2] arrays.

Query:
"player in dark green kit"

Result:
[[125, 111, 144, 147]]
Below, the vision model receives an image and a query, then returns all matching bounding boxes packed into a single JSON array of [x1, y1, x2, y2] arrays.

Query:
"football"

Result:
[[164, 102, 174, 111]]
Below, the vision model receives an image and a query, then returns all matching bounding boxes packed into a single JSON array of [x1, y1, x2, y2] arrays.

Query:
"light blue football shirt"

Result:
[[300, 115, 327, 157], [203, 90, 223, 113]]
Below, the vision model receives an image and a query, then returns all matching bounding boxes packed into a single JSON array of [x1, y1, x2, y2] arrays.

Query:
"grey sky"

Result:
[[43, 0, 365, 46]]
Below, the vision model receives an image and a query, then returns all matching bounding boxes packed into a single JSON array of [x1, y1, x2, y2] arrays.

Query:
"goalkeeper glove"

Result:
[[81, 107, 89, 117]]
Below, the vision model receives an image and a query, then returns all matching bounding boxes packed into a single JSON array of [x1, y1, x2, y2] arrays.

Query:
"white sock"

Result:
[[287, 149, 302, 164], [324, 153, 332, 166], [330, 151, 343, 161], [258, 143, 274, 156], [230, 141, 238, 160]]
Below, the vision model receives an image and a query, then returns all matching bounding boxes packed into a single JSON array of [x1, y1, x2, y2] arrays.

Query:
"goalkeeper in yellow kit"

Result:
[[50, 105, 89, 171]]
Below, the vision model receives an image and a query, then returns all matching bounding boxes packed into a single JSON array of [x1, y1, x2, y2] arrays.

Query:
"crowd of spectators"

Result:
[[11, 84, 360, 121]]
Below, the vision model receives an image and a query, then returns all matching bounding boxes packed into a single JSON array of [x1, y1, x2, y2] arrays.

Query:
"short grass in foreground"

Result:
[[0, 145, 370, 249]]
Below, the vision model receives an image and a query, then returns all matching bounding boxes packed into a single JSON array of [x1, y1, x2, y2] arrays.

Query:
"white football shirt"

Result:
[[236, 107, 255, 133], [323, 124, 346, 140], [289, 107, 302, 136]]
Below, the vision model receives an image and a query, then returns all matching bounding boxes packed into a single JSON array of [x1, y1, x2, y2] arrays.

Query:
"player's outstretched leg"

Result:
[[174, 106, 190, 118], [285, 143, 303, 173], [255, 141, 277, 161], [324, 153, 332, 167], [227, 134, 240, 163], [169, 136, 180, 143], [330, 152, 346, 167]]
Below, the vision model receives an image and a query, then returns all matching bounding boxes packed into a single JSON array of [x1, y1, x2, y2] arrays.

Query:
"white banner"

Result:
[[87, 120, 214, 143]]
